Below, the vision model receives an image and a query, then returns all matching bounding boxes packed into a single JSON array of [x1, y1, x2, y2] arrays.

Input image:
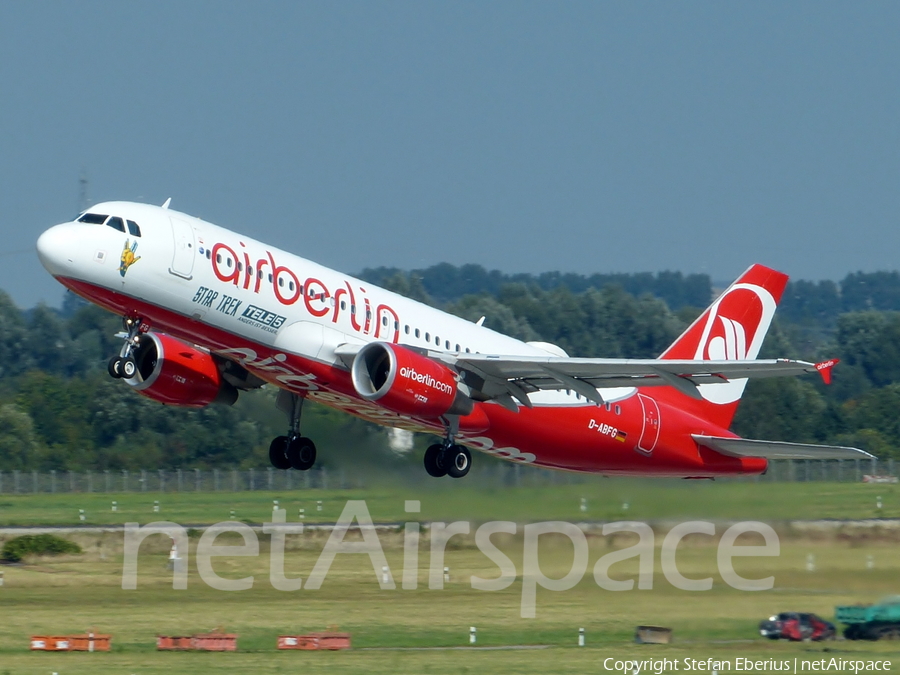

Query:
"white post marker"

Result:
[[806, 554, 816, 572], [443, 566, 450, 583], [111, 501, 117, 512], [469, 626, 476, 644], [580, 498, 587, 513], [169, 537, 181, 570], [317, 500, 323, 512], [79, 509, 85, 522], [382, 565, 389, 585], [230, 509, 236, 520], [298, 508, 305, 520], [153, 500, 160, 513], [622, 502, 629, 512], [273, 499, 279, 512], [578, 627, 585, 646], [877, 496, 883, 510], [867, 555, 875, 570]]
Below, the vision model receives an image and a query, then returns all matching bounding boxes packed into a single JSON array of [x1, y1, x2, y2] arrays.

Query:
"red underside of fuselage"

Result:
[[59, 276, 767, 477]]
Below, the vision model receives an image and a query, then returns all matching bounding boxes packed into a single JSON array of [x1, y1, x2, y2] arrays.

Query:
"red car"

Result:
[[759, 613, 836, 641]]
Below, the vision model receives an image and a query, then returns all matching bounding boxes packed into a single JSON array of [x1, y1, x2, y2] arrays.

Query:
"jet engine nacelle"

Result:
[[126, 332, 237, 407], [351, 342, 473, 418]]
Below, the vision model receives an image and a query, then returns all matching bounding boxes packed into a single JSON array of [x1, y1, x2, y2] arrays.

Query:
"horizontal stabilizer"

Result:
[[692, 434, 874, 460]]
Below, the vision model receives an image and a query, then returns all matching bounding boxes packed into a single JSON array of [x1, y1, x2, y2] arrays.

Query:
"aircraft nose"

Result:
[[36, 224, 75, 275]]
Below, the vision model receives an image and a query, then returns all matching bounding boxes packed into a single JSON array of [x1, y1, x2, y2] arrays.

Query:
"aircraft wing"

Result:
[[438, 353, 833, 409], [334, 343, 837, 411], [692, 435, 873, 461]]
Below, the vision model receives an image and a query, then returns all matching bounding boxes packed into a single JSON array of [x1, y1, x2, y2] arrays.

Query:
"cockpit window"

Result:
[[106, 217, 126, 233], [126, 220, 141, 237], [77, 213, 109, 224]]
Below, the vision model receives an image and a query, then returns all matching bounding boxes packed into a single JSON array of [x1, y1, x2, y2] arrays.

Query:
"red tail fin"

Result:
[[654, 264, 788, 429]]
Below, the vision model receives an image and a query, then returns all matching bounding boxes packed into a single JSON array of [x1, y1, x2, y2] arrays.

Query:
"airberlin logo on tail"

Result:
[[706, 315, 747, 361], [399, 367, 454, 395], [694, 282, 777, 405]]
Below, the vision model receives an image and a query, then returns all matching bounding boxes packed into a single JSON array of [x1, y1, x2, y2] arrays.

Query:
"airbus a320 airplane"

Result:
[[36, 201, 871, 479]]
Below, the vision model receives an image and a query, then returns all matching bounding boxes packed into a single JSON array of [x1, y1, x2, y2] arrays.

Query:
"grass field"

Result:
[[1, 482, 900, 674], [0, 479, 898, 526]]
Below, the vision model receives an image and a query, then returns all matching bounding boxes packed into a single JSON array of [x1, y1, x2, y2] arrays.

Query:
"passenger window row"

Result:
[[207, 250, 476, 353], [402, 323, 470, 352]]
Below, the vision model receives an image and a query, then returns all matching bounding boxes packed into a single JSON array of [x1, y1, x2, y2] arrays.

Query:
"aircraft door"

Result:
[[637, 393, 661, 455], [168, 217, 195, 279]]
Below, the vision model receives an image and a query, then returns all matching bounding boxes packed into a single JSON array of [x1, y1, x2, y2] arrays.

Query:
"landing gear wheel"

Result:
[[446, 445, 471, 479], [268, 436, 292, 470], [120, 357, 137, 379], [287, 436, 316, 471], [108, 356, 123, 379], [424, 444, 448, 477]]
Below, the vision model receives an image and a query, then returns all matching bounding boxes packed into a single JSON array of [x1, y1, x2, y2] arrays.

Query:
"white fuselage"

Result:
[[36, 200, 781, 477]]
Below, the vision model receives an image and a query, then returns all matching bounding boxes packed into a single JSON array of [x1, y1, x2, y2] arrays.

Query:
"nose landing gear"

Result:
[[108, 316, 144, 379]]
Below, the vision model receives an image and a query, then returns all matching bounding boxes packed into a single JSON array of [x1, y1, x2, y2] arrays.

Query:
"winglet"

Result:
[[815, 358, 839, 385], [162, 197, 172, 209]]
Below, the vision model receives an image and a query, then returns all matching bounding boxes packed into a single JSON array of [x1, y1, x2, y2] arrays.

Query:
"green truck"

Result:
[[836, 596, 900, 640]]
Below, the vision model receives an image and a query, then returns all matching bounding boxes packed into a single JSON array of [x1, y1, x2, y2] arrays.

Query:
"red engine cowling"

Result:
[[125, 332, 237, 407], [351, 342, 473, 418]]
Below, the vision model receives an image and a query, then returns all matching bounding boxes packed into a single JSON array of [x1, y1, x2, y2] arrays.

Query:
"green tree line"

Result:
[[3, 266, 900, 470]]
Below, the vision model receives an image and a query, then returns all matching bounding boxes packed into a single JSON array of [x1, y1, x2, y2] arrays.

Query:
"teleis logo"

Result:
[[399, 366, 455, 395]]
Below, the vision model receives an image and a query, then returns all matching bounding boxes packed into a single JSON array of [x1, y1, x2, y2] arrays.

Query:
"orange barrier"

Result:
[[277, 632, 351, 650], [156, 635, 193, 650], [157, 633, 237, 651], [192, 632, 238, 651], [31, 634, 111, 651]]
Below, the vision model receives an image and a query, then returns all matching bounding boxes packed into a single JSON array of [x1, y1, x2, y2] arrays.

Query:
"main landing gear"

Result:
[[269, 392, 317, 471], [107, 316, 143, 379], [424, 419, 471, 479]]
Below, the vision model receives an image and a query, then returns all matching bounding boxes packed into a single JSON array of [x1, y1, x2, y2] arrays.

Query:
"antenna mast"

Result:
[[78, 170, 89, 212]]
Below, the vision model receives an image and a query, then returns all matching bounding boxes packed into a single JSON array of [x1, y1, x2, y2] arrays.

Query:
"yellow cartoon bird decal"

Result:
[[119, 239, 141, 277]]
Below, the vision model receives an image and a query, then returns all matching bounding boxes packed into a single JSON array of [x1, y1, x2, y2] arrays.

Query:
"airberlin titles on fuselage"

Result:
[[209, 241, 400, 343]]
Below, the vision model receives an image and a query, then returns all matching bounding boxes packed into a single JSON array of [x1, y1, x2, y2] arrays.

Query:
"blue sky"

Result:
[[2, 2, 899, 308]]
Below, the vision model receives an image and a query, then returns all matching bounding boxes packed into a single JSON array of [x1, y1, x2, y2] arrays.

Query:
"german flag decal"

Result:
[[615, 430, 628, 443]]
